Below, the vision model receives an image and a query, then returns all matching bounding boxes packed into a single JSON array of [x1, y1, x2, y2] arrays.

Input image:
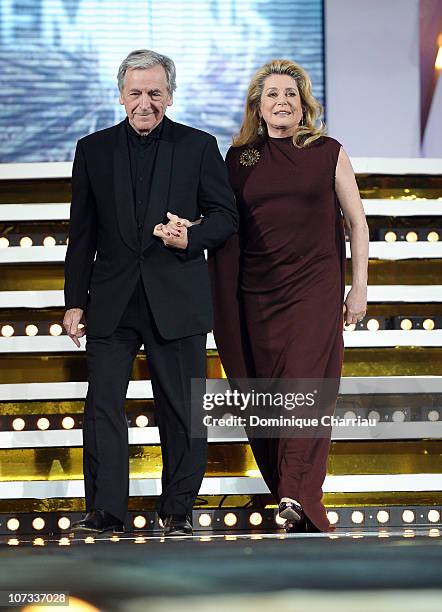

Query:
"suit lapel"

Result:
[[113, 121, 139, 253], [141, 116, 175, 252]]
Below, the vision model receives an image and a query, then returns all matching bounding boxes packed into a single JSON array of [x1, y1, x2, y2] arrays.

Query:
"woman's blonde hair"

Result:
[[233, 59, 326, 148]]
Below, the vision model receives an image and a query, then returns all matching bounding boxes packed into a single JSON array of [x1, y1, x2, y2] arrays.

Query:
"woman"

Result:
[[163, 59, 368, 532], [208, 59, 369, 533]]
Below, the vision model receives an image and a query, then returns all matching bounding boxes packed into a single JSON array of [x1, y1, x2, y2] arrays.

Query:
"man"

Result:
[[63, 49, 237, 536]]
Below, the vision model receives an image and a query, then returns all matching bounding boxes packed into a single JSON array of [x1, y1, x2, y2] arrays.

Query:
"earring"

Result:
[[257, 118, 265, 136]]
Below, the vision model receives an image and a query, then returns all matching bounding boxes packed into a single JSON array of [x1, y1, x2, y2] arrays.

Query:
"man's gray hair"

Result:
[[117, 49, 176, 94]]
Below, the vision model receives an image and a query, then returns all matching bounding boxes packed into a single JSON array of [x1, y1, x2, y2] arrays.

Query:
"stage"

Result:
[[1, 527, 442, 611]]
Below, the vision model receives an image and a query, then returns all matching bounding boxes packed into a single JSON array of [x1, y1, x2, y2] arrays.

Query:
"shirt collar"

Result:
[[126, 117, 164, 144]]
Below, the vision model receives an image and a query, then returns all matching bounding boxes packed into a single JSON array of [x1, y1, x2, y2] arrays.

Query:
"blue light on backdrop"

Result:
[[0, 0, 324, 162]]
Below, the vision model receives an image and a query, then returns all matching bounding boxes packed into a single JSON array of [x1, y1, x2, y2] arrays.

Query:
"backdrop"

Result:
[[0, 0, 324, 162]]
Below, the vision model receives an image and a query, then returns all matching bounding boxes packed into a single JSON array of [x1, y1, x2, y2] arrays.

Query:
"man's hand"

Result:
[[63, 308, 86, 348]]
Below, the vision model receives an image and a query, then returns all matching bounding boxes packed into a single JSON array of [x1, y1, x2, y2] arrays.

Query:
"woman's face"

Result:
[[259, 74, 303, 137]]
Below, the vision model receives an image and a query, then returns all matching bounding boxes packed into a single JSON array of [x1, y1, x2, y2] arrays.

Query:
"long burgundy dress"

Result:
[[209, 135, 345, 532]]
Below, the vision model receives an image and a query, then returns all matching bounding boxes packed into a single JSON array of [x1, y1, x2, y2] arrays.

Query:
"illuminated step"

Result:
[[362, 198, 442, 216], [351, 157, 442, 175], [345, 242, 442, 259], [1, 199, 441, 222], [2, 285, 442, 308], [2, 330, 442, 353], [2, 376, 441, 401], [2, 242, 442, 263], [0, 333, 215, 351], [1, 473, 441, 499], [2, 157, 442, 180], [0, 203, 70, 221], [1, 420, 442, 449]]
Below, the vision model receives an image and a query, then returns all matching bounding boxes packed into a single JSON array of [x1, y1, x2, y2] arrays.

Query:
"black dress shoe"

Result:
[[279, 499, 304, 525], [163, 514, 193, 536], [71, 509, 125, 535]]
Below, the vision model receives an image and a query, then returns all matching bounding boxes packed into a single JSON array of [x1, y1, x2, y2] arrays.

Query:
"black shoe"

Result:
[[279, 499, 304, 525], [163, 514, 193, 536], [70, 509, 125, 535]]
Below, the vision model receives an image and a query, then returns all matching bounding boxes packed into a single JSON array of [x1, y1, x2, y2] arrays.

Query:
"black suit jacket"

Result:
[[64, 116, 238, 340]]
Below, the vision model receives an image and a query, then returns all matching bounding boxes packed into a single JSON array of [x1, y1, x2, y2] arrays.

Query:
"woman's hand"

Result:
[[153, 222, 188, 250], [343, 286, 367, 326]]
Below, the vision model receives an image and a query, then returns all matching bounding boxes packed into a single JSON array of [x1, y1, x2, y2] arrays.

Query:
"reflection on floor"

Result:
[[1, 527, 441, 611]]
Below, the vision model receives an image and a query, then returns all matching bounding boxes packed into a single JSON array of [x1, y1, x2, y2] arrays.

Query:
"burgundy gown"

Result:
[[209, 135, 345, 532]]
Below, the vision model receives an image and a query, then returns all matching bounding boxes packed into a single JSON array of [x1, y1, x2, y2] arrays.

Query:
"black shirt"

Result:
[[126, 117, 163, 234]]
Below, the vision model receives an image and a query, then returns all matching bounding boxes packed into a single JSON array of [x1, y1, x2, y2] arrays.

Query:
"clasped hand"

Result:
[[153, 212, 193, 249]]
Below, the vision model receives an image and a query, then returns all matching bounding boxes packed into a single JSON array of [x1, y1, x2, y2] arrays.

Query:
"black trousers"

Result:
[[83, 279, 207, 522]]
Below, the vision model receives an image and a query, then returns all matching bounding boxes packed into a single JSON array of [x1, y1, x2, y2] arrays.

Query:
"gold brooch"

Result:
[[239, 148, 260, 167]]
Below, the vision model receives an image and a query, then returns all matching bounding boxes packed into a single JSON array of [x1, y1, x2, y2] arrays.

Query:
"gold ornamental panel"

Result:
[[1, 440, 441, 482]]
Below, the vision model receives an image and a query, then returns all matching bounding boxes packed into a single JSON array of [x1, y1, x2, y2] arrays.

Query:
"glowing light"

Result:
[[7, 518, 20, 531], [368, 410, 380, 422], [12, 418, 25, 431], [428, 510, 440, 523], [135, 415, 149, 428], [427, 231, 440, 242], [37, 418, 50, 431], [0, 236, 9, 248], [58, 517, 71, 530], [49, 323, 63, 336], [351, 511, 364, 524], [376, 510, 389, 524], [85, 536, 95, 544], [133, 515, 147, 529], [33, 537, 45, 546], [32, 517, 45, 530], [428, 410, 440, 422], [43, 235, 56, 247], [402, 509, 415, 523], [275, 514, 286, 526], [423, 318, 435, 331], [366, 318, 380, 331], [249, 512, 263, 526], [436, 45, 442, 70], [344, 323, 356, 332], [25, 324, 39, 336], [8, 539, 19, 546], [344, 411, 357, 420], [1, 324, 14, 337], [224, 512, 238, 527], [59, 537, 71, 546], [198, 513, 212, 527], [392, 410, 406, 422], [20, 236, 33, 248], [384, 231, 397, 243], [327, 511, 339, 525], [62, 416, 75, 430], [400, 318, 413, 331], [406, 231, 418, 242]]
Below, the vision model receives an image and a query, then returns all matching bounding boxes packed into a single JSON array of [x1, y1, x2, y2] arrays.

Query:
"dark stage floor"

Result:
[[1, 528, 442, 611]]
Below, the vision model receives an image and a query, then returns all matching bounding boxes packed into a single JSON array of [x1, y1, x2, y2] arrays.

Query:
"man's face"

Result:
[[119, 65, 173, 134]]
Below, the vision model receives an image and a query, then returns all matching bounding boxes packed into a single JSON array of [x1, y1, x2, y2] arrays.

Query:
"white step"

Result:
[[2, 157, 442, 180], [2, 242, 442, 263], [2, 376, 441, 401], [2, 199, 442, 221], [1, 330, 442, 353], [2, 285, 442, 308], [0, 473, 440, 499]]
